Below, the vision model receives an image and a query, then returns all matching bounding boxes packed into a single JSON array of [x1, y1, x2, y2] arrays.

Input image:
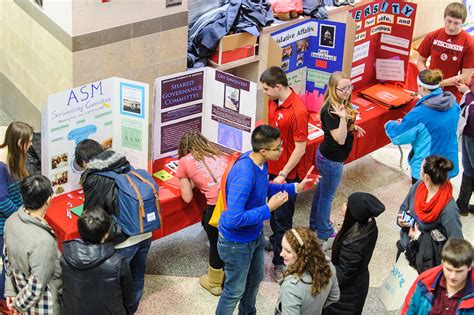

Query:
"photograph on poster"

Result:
[[296, 39, 309, 52], [101, 138, 113, 150], [120, 83, 145, 119], [281, 60, 289, 71], [282, 44, 293, 59], [51, 153, 68, 170], [218, 123, 242, 151], [296, 54, 304, 66], [320, 25, 335, 48], [224, 85, 240, 112], [51, 171, 68, 187]]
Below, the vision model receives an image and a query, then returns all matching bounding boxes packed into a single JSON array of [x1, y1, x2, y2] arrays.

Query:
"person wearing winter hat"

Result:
[[323, 192, 385, 315]]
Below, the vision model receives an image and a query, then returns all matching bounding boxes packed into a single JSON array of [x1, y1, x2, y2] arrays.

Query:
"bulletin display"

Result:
[[350, 0, 417, 89], [271, 19, 346, 113]]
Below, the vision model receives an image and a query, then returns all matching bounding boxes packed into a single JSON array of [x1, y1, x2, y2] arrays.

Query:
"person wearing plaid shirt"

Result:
[[3, 175, 62, 314]]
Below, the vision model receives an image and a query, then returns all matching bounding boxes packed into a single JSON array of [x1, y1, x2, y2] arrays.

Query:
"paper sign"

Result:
[[353, 41, 370, 62], [380, 33, 409, 49], [351, 64, 365, 78], [307, 69, 331, 89], [376, 59, 405, 81], [153, 170, 174, 181]]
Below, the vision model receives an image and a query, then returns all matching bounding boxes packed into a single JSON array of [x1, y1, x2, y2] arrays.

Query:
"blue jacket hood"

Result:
[[419, 88, 456, 112]]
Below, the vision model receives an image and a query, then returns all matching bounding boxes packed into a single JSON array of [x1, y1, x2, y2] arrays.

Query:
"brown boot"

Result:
[[199, 266, 224, 296]]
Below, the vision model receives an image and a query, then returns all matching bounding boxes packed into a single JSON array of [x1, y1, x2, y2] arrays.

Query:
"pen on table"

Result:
[[365, 106, 375, 112]]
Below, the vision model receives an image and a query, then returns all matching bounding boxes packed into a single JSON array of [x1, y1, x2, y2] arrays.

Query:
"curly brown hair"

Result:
[[177, 131, 223, 161], [283, 227, 333, 296]]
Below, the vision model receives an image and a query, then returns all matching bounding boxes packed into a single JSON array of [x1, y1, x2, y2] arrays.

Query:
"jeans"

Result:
[[310, 149, 344, 239], [216, 233, 265, 315], [116, 237, 152, 314], [202, 205, 224, 269], [269, 176, 298, 266], [0, 236, 4, 300]]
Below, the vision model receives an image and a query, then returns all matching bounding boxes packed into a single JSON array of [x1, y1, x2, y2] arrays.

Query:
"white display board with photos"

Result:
[[41, 77, 149, 196]]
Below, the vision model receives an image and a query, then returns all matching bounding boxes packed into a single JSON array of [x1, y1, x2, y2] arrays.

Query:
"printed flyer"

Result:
[[271, 19, 346, 113], [350, 0, 417, 89], [153, 68, 257, 160], [41, 77, 149, 196]]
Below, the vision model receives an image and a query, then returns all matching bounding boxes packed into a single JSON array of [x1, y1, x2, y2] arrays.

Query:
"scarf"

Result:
[[414, 181, 453, 223]]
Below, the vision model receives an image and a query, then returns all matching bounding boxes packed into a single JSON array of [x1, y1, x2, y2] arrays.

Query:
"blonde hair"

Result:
[[323, 71, 356, 120], [177, 131, 223, 161]]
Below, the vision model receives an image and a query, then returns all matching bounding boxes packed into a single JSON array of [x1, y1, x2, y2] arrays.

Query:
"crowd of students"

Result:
[[0, 2, 472, 314]]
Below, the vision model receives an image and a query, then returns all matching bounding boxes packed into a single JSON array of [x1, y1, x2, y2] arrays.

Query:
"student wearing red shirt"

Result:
[[260, 66, 310, 281], [417, 2, 474, 101]]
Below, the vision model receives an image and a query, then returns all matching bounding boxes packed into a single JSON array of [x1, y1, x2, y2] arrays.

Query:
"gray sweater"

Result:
[[4, 209, 62, 314], [275, 263, 339, 315]]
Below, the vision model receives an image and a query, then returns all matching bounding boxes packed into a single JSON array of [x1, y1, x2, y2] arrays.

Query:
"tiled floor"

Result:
[[1, 111, 472, 314]]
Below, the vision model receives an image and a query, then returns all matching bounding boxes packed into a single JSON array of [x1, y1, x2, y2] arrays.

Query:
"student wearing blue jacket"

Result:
[[216, 125, 314, 315], [385, 69, 460, 184]]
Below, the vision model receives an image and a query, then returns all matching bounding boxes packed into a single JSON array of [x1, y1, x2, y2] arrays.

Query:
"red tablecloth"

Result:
[[45, 157, 207, 251]]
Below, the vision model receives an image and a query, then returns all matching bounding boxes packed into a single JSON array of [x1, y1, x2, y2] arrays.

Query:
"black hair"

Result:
[[423, 155, 454, 185], [331, 208, 360, 264], [78, 206, 112, 244], [74, 139, 104, 167], [251, 125, 280, 152], [20, 175, 53, 210], [259, 66, 289, 87]]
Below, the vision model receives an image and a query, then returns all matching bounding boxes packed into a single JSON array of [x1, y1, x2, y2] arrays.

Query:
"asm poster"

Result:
[[41, 77, 149, 195], [271, 19, 346, 112], [350, 0, 417, 89], [153, 68, 257, 160]]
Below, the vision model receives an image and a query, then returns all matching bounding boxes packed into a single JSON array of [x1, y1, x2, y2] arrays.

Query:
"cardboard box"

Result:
[[210, 33, 257, 65]]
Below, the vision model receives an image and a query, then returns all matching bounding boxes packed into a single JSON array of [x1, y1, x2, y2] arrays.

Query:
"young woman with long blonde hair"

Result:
[[309, 72, 365, 242]]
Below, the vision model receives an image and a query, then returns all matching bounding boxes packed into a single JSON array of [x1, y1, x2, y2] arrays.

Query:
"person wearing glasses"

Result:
[[310, 71, 365, 245], [260, 66, 310, 282], [216, 125, 315, 315], [385, 69, 459, 184]]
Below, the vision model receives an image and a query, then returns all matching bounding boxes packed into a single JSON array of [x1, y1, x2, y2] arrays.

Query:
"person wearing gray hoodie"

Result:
[[385, 69, 460, 184]]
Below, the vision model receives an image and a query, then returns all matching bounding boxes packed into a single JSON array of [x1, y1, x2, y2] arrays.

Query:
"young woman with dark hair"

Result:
[[176, 131, 229, 296], [324, 192, 385, 315], [396, 155, 463, 270], [0, 121, 33, 311], [275, 227, 339, 314]]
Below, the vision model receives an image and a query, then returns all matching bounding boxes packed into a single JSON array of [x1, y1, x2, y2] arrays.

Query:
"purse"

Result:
[[208, 153, 240, 228]]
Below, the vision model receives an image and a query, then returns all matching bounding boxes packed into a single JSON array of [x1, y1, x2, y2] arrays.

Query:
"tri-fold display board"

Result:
[[350, 0, 417, 89], [42, 77, 149, 196], [152, 68, 257, 161]]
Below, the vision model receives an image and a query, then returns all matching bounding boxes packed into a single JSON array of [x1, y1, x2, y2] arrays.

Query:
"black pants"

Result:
[[457, 173, 474, 212], [269, 176, 299, 266], [202, 205, 224, 269]]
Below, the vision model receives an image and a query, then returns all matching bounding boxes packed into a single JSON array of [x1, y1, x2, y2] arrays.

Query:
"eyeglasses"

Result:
[[263, 141, 283, 151], [336, 85, 354, 93]]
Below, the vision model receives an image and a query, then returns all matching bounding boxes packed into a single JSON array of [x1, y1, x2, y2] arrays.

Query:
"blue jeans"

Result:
[[116, 237, 152, 314], [216, 233, 265, 315], [310, 149, 344, 239]]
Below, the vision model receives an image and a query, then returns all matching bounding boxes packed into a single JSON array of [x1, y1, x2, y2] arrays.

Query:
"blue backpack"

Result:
[[98, 169, 162, 236]]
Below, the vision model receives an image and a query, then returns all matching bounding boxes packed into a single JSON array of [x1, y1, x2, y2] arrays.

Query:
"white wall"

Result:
[[72, 0, 188, 36], [41, 0, 73, 35]]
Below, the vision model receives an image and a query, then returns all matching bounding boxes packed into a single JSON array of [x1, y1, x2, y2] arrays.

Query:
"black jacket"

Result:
[[60, 239, 134, 315], [81, 150, 130, 243], [324, 220, 378, 315]]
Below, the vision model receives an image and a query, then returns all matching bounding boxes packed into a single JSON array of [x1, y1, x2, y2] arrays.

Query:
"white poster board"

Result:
[[41, 77, 149, 195], [153, 67, 257, 160]]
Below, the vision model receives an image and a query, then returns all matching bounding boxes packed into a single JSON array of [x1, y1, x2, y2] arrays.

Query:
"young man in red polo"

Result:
[[260, 66, 310, 281], [417, 2, 474, 101], [402, 238, 473, 314]]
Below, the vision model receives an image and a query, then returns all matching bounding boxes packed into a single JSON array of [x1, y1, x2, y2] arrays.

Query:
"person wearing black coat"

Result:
[[61, 206, 135, 315], [323, 192, 385, 315]]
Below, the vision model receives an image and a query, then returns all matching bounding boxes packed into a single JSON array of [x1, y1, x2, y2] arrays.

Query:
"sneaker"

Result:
[[460, 209, 469, 217], [270, 264, 286, 282], [264, 239, 273, 252]]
